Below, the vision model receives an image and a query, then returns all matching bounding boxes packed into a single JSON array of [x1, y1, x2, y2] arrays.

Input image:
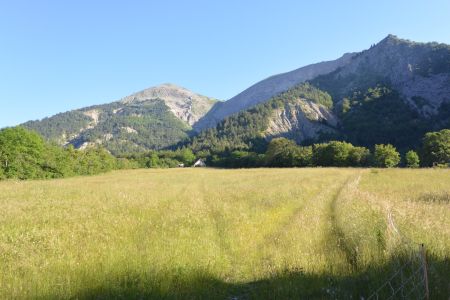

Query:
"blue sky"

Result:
[[1, 0, 450, 128]]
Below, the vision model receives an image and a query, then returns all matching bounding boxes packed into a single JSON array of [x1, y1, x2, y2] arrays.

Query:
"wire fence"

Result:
[[366, 209, 430, 300], [348, 176, 431, 300], [229, 177, 431, 299]]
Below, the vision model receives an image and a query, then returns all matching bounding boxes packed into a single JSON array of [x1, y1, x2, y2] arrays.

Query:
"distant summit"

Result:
[[23, 35, 450, 154], [119, 83, 217, 125], [23, 84, 217, 154]]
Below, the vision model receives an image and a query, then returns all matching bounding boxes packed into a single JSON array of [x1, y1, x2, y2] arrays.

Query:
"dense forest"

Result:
[[4, 76, 450, 180], [336, 86, 430, 150], [189, 78, 450, 156], [23, 99, 193, 155], [20, 35, 450, 162], [1, 126, 449, 180], [189, 83, 334, 155]]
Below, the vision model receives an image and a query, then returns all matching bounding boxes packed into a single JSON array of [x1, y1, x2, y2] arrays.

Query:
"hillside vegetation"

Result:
[[2, 126, 449, 181], [0, 168, 448, 299], [190, 83, 336, 154], [23, 84, 217, 155], [21, 36, 450, 155]]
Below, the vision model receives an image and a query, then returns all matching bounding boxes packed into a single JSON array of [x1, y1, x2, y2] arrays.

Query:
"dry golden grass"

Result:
[[0, 168, 448, 299]]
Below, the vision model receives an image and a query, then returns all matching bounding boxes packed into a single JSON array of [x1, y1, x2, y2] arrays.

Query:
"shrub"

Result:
[[294, 146, 313, 167], [405, 150, 420, 168], [265, 138, 299, 167], [348, 146, 371, 167], [374, 144, 400, 168], [312, 141, 370, 167]]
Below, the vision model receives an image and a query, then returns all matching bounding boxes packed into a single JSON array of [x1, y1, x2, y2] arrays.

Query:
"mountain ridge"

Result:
[[193, 52, 356, 131], [23, 83, 217, 154], [22, 34, 450, 154]]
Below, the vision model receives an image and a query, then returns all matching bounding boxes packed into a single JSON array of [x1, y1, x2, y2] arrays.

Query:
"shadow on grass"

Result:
[[39, 254, 449, 300]]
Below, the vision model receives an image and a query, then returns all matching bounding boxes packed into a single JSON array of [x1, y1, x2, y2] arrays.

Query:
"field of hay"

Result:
[[0, 168, 449, 299]]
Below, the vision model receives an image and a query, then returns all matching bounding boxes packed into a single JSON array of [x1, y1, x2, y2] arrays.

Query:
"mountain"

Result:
[[23, 35, 450, 155], [310, 35, 450, 149], [193, 52, 355, 131], [23, 84, 217, 155], [191, 35, 450, 153], [313, 34, 450, 116], [190, 83, 337, 154]]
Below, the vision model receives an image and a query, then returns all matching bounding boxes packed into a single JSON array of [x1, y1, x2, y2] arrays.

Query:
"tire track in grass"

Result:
[[245, 174, 352, 273], [230, 172, 356, 299], [196, 174, 236, 274], [327, 173, 362, 272], [201, 174, 314, 274], [257, 181, 342, 251]]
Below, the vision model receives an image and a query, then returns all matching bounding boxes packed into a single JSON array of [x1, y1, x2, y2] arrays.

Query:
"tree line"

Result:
[[0, 127, 449, 180], [0, 127, 197, 180], [0, 127, 118, 180], [203, 129, 450, 169]]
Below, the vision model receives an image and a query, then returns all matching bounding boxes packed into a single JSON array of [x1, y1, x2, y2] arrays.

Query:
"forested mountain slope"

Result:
[[194, 52, 355, 131], [23, 84, 217, 155], [190, 83, 337, 154], [193, 35, 450, 153], [22, 35, 450, 155]]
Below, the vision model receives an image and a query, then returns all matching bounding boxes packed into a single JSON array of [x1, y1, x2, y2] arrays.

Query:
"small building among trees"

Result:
[[193, 159, 206, 167]]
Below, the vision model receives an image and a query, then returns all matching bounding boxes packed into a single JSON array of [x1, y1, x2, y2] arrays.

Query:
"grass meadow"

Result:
[[0, 168, 449, 299]]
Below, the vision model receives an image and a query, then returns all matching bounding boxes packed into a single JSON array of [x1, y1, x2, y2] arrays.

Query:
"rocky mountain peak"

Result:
[[380, 34, 401, 43], [120, 83, 198, 104], [119, 83, 217, 126], [374, 34, 418, 50], [321, 34, 450, 116], [21, 35, 450, 155]]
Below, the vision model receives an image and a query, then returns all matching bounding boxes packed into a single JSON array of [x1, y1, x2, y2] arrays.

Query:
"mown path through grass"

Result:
[[327, 174, 362, 272]]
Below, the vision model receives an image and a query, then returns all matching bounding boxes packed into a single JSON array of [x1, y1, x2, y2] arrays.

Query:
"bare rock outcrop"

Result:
[[120, 83, 217, 126], [265, 99, 337, 143], [194, 53, 355, 131]]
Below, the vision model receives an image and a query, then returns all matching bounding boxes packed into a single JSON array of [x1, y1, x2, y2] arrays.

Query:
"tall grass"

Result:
[[0, 168, 448, 299]]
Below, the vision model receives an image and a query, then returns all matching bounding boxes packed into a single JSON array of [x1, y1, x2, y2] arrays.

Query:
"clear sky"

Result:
[[1, 0, 450, 128]]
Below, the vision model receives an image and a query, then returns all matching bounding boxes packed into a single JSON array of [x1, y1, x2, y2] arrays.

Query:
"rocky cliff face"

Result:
[[194, 52, 355, 131], [22, 35, 450, 153], [314, 35, 450, 116], [265, 99, 337, 143], [120, 83, 217, 126]]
